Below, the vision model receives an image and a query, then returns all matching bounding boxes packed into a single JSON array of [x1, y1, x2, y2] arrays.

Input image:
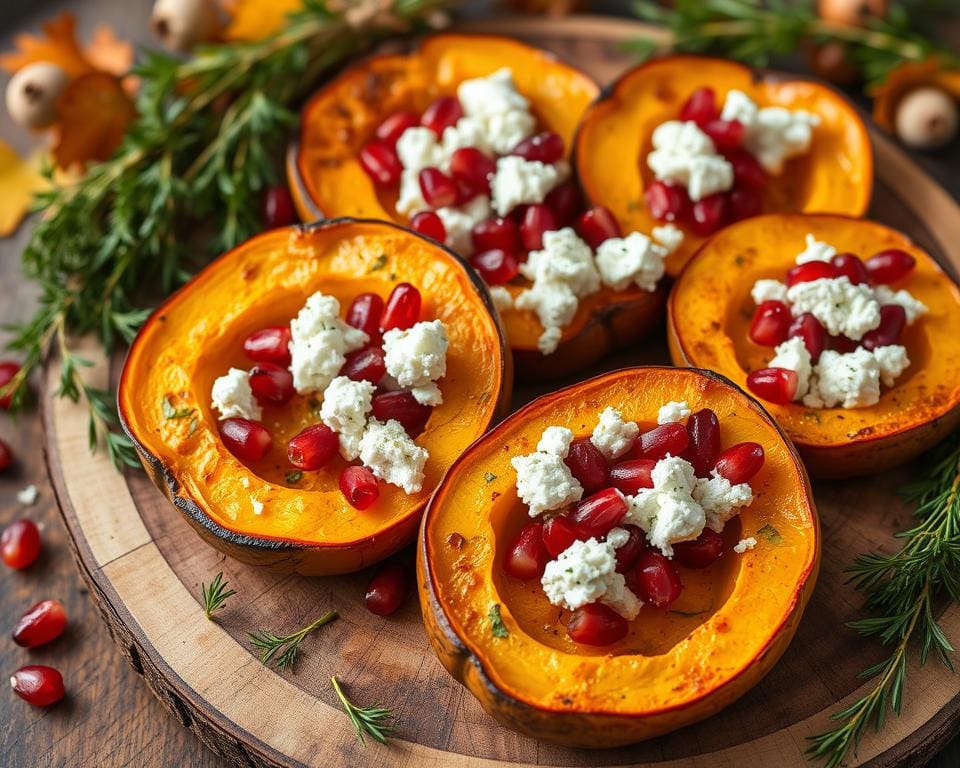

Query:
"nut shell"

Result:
[[894, 86, 959, 150], [151, 0, 221, 53], [5, 62, 70, 130]]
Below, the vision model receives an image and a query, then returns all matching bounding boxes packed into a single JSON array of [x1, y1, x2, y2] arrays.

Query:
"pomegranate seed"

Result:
[[1, 520, 41, 570], [10, 665, 64, 707], [714, 442, 765, 484], [788, 313, 827, 362], [566, 603, 628, 646], [249, 363, 294, 406], [0, 361, 22, 409], [570, 488, 627, 538], [746, 368, 798, 405], [0, 439, 11, 473], [645, 180, 690, 223], [261, 185, 296, 228], [726, 150, 768, 189], [243, 327, 292, 366], [679, 87, 718, 126], [564, 439, 610, 494], [634, 550, 683, 608], [541, 515, 589, 558], [614, 525, 646, 573], [421, 95, 463, 136], [635, 423, 689, 461], [419, 167, 458, 208], [673, 529, 724, 569], [359, 141, 402, 186], [519, 204, 558, 251], [347, 292, 385, 341], [220, 418, 272, 462], [287, 424, 338, 471], [786, 260, 839, 287], [545, 182, 581, 225], [702, 119, 744, 150], [341, 346, 386, 384], [575, 206, 621, 248], [862, 305, 907, 351], [504, 523, 549, 580], [12, 599, 67, 648], [728, 185, 763, 221], [409, 211, 447, 242], [380, 283, 421, 331], [749, 300, 792, 346], [472, 249, 520, 286], [866, 249, 915, 284], [608, 459, 655, 495], [829, 334, 859, 353], [831, 252, 869, 285], [684, 409, 721, 477], [689, 193, 728, 236], [365, 562, 409, 615], [341, 465, 380, 510], [511, 131, 564, 163], [449, 147, 496, 194], [375, 110, 419, 147], [472, 217, 520, 253], [371, 390, 431, 436]]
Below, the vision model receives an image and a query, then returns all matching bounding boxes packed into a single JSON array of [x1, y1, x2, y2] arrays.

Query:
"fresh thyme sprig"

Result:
[[331, 675, 396, 746], [807, 434, 960, 767], [201, 571, 236, 620], [248, 610, 339, 671]]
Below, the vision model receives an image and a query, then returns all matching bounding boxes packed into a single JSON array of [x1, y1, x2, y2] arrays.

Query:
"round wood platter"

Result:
[[41, 15, 960, 768]]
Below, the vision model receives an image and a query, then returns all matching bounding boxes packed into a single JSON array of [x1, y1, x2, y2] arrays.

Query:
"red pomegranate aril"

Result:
[[261, 185, 296, 228], [0, 361, 22, 409], [545, 182, 581, 225], [636, 423, 689, 461], [249, 363, 294, 406], [472, 217, 520, 253], [220, 418, 272, 463], [380, 283, 421, 331], [679, 87, 718, 126], [746, 367, 798, 405], [644, 180, 690, 223], [375, 110, 419, 147], [566, 603, 628, 646], [570, 488, 628, 538], [714, 442, 765, 484], [862, 304, 907, 351], [564, 438, 610, 494], [788, 313, 827, 362], [684, 409, 721, 477], [520, 204, 557, 251], [866, 248, 915, 284], [421, 95, 463, 136], [10, 665, 64, 707], [726, 149, 768, 189], [341, 465, 380, 510], [504, 523, 549, 580], [12, 599, 67, 648], [287, 424, 338, 471], [541, 515, 588, 558], [749, 300, 792, 347], [243, 327, 292, 366], [0, 439, 11, 473], [702, 119, 744, 151], [831, 252, 869, 285], [347, 292, 385, 341], [786, 260, 839, 287], [449, 147, 496, 194], [511, 131, 564, 163], [365, 562, 408, 615], [419, 167, 459, 208], [341, 346, 387, 384], [634, 550, 683, 608], [829, 334, 859, 353], [409, 211, 447, 242], [472, 249, 520, 286], [689, 193, 728, 236], [608, 459, 656, 495], [371, 390, 432, 436], [728, 184, 763, 221], [673, 529, 724, 569], [614, 525, 646, 573], [359, 141, 402, 186], [1, 520, 41, 570], [575, 206, 621, 248]]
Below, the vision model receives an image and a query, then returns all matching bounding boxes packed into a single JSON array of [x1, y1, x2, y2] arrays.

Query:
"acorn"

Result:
[[893, 86, 959, 150], [5, 62, 70, 130], [818, 0, 887, 26], [807, 41, 861, 86], [150, 0, 221, 53]]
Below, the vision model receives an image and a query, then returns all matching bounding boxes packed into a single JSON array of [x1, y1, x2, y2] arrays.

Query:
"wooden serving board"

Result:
[[42, 15, 960, 768]]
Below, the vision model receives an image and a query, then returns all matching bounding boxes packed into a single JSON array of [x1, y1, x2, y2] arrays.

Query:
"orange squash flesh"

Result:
[[418, 367, 819, 747], [119, 219, 510, 575], [575, 55, 873, 276], [668, 213, 960, 478]]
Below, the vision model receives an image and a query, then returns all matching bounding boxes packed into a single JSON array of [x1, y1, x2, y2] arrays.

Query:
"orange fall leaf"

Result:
[[53, 72, 136, 169], [224, 0, 304, 41], [0, 12, 94, 77]]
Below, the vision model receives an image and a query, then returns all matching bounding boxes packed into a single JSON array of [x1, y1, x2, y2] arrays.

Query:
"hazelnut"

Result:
[[818, 0, 888, 26], [894, 86, 959, 150], [5, 62, 70, 130], [151, 0, 221, 54]]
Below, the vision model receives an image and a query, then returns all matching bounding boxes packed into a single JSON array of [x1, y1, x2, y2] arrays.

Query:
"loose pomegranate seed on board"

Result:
[[749, 300, 792, 347], [728, 185, 763, 221], [866, 249, 915, 284], [340, 346, 387, 384], [421, 95, 463, 136], [564, 439, 609, 494], [261, 185, 296, 228], [13, 599, 67, 648], [788, 313, 827, 362], [679, 87, 718, 126], [380, 283, 421, 331], [673, 529, 724, 569], [634, 550, 682, 608], [519, 204, 557, 251], [608, 459, 656, 495], [287, 424, 338, 471], [10, 665, 64, 707], [714, 442, 765, 484], [0, 438, 11, 473], [243, 327, 292, 366], [786, 260, 838, 287], [567, 603, 628, 646], [684, 409, 721, 477], [702, 119, 744, 151], [409, 211, 447, 243], [613, 525, 646, 573], [419, 167, 459, 208], [831, 252, 869, 285], [472, 249, 520, 286], [1, 519, 41, 570], [249, 363, 294, 406], [504, 523, 549, 580], [375, 111, 419, 147], [746, 367, 798, 405], [541, 515, 587, 558], [472, 217, 520, 253], [449, 147, 496, 194], [359, 141, 402, 186], [365, 562, 410, 615], [341, 465, 380, 510], [0, 361, 23, 409], [726, 150, 768, 189], [862, 305, 907, 351], [220, 419, 272, 463], [689, 193, 728, 236], [347, 292, 385, 340], [570, 488, 627, 538], [645, 180, 690, 223], [371, 391, 432, 436], [545, 182, 581, 225], [511, 131, 564, 163], [575, 206, 621, 248], [635, 423, 689, 461]]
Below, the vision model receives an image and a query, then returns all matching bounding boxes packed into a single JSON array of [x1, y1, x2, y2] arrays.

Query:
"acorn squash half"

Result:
[[119, 218, 511, 575], [418, 366, 819, 747]]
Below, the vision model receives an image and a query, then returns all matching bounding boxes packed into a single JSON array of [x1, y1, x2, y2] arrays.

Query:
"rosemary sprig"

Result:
[[807, 434, 960, 767], [248, 610, 339, 671], [201, 571, 236, 619], [331, 675, 396, 746]]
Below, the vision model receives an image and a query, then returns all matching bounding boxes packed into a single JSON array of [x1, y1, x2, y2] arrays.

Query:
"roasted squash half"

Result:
[[668, 213, 960, 478], [418, 367, 819, 747], [119, 218, 511, 576], [575, 55, 873, 276]]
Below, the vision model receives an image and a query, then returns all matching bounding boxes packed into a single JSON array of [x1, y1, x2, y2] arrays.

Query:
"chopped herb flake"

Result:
[[369, 254, 388, 272], [757, 524, 783, 545], [162, 395, 194, 420], [484, 472, 497, 483], [489, 604, 509, 638], [286, 470, 304, 483]]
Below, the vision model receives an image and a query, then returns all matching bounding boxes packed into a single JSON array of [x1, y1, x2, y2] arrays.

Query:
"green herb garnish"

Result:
[[489, 604, 509, 638], [201, 571, 236, 620], [331, 675, 396, 746], [248, 610, 339, 671]]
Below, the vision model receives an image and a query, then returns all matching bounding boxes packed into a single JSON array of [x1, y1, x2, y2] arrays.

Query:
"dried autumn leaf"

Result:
[[224, 0, 304, 41], [0, 142, 48, 237], [83, 25, 134, 77], [0, 13, 93, 78], [53, 72, 136, 168]]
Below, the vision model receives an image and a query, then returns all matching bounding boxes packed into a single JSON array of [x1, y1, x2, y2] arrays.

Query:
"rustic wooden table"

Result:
[[1, 2, 958, 767]]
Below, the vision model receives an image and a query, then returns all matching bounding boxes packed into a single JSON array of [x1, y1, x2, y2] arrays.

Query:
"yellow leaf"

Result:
[[224, 0, 304, 41], [0, 142, 49, 237]]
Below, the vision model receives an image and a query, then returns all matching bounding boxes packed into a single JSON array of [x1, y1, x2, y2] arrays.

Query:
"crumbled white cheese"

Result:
[[439, 116, 493, 159], [457, 68, 536, 154], [540, 536, 641, 620], [874, 285, 929, 325], [594, 231, 667, 292], [786, 277, 881, 341], [490, 156, 569, 216], [803, 348, 881, 409], [751, 278, 789, 305], [251, 498, 265, 516], [626, 456, 703, 557], [590, 406, 639, 461], [536, 327, 563, 356], [873, 344, 911, 387], [511, 450, 583, 517], [721, 90, 820, 175], [382, 319, 449, 393], [646, 120, 734, 201], [17, 485, 38, 506], [768, 336, 814, 400], [288, 293, 368, 394], [211, 368, 262, 421], [657, 400, 691, 425], [358, 418, 428, 494], [795, 233, 837, 265], [536, 426, 574, 458], [411, 383, 443, 407], [320, 376, 375, 461], [435, 196, 492, 256], [693, 473, 754, 533], [488, 286, 514, 312], [651, 224, 685, 254], [734, 537, 757, 554]]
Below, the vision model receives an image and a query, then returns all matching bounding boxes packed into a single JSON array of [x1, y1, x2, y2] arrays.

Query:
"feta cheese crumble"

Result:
[[320, 376, 375, 461], [657, 400, 691, 425], [751, 278, 789, 305], [211, 368, 262, 421], [646, 120, 734, 202], [794, 233, 837, 265], [595, 231, 668, 292], [511, 450, 583, 517], [786, 276, 881, 341], [734, 537, 757, 554], [536, 426, 574, 458], [288, 293, 368, 394], [358, 419, 428, 494], [488, 286, 514, 312], [590, 407, 640, 461], [382, 319, 449, 404], [17, 485, 38, 506]]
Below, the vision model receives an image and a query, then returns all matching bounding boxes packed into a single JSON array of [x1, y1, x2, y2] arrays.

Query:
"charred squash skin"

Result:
[[574, 55, 873, 276], [668, 213, 960, 478], [119, 218, 511, 576], [418, 367, 819, 747]]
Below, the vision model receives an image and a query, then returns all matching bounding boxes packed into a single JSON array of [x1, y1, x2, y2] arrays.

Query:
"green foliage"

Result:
[[201, 571, 237, 619], [249, 610, 339, 671], [331, 675, 396, 746]]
